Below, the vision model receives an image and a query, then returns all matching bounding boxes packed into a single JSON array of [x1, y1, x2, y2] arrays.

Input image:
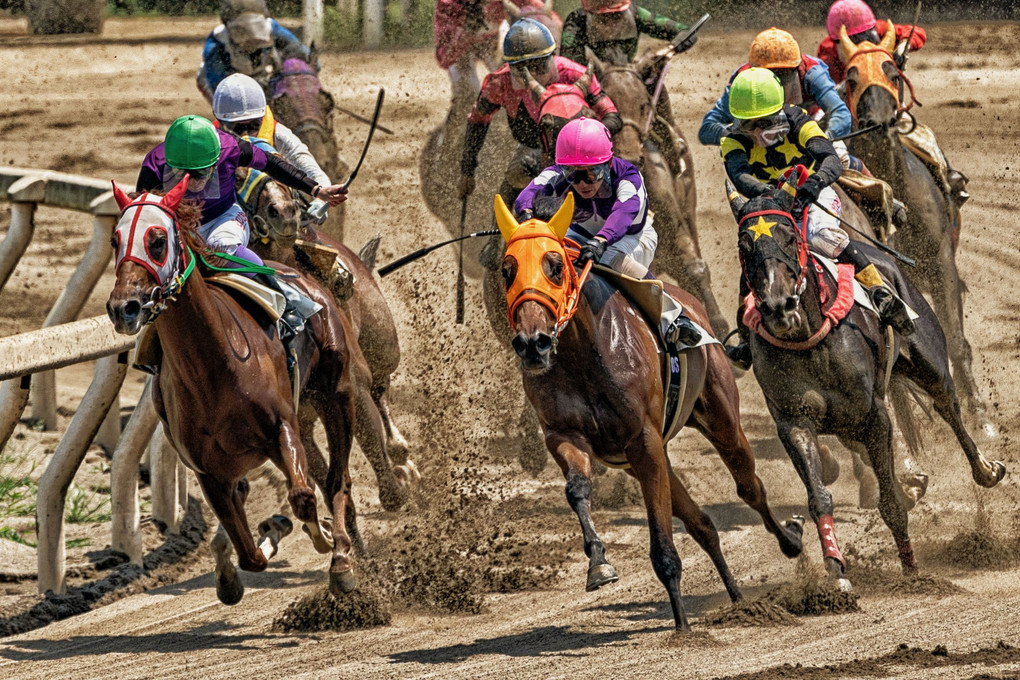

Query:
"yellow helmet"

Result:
[[729, 68, 785, 120], [749, 28, 802, 70]]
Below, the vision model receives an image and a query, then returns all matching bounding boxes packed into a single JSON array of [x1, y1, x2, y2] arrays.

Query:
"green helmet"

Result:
[[164, 115, 221, 170], [728, 67, 785, 120]]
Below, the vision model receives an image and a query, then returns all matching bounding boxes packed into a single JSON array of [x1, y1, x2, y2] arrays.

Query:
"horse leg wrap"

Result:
[[816, 515, 846, 569]]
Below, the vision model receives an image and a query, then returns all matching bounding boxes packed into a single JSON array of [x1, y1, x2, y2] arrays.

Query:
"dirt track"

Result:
[[1, 16, 1020, 680]]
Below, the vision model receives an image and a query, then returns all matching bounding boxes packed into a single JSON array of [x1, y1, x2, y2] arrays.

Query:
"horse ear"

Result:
[[543, 0, 554, 12], [879, 19, 896, 53], [575, 63, 594, 97], [494, 195, 520, 242], [501, 0, 522, 20], [725, 180, 747, 222], [111, 181, 133, 212], [162, 175, 190, 213], [839, 25, 858, 62], [547, 191, 574, 241]]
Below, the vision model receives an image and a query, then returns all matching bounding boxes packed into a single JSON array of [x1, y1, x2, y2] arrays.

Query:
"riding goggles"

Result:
[[564, 163, 610, 186], [740, 111, 790, 148], [222, 119, 263, 137]]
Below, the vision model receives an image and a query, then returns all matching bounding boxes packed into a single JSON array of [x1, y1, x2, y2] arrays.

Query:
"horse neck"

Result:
[[856, 127, 908, 190], [153, 270, 235, 370]]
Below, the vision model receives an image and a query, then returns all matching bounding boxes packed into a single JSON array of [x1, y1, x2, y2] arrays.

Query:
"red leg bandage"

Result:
[[817, 514, 846, 568]]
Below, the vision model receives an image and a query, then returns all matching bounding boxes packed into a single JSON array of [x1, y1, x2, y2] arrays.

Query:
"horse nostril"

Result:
[[122, 300, 141, 322], [267, 206, 279, 219], [534, 334, 553, 355], [511, 335, 528, 358], [785, 296, 799, 312]]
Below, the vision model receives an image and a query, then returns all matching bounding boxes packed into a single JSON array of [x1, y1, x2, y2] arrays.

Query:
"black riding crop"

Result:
[[339, 88, 385, 191], [377, 230, 499, 277], [810, 200, 917, 267]]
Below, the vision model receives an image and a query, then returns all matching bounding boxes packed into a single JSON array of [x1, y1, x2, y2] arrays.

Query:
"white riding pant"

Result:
[[806, 186, 849, 259], [197, 203, 251, 255], [568, 215, 658, 280]]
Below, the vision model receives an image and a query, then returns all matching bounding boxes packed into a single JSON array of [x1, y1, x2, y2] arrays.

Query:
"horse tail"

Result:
[[358, 235, 382, 270], [889, 375, 934, 466]]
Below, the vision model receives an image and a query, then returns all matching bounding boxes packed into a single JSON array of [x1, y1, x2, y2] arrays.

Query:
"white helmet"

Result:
[[213, 73, 267, 122]]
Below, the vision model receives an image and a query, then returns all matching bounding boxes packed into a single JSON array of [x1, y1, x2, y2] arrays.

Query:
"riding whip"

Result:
[[377, 230, 499, 277], [339, 88, 385, 191], [644, 14, 711, 135], [335, 104, 394, 135], [455, 198, 468, 324], [810, 199, 917, 267]]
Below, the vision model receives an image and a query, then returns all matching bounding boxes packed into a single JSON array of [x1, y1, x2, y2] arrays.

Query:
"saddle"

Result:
[[592, 265, 716, 442]]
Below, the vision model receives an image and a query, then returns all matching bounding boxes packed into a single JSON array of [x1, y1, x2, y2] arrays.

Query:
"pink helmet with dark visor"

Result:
[[826, 0, 876, 40], [555, 117, 613, 166]]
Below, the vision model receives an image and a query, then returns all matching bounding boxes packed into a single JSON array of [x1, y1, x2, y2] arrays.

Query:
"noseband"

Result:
[[845, 46, 921, 125], [505, 233, 592, 340]]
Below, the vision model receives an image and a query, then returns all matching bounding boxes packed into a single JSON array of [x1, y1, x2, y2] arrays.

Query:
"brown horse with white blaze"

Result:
[[105, 178, 359, 602], [495, 192, 804, 630]]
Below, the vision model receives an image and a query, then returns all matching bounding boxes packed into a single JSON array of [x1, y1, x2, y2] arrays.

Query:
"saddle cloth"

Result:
[[592, 265, 717, 444]]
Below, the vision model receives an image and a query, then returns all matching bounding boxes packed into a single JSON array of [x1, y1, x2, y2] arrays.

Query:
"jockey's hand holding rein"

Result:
[[313, 183, 348, 206]]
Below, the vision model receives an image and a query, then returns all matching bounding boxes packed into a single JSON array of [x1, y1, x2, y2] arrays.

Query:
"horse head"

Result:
[[525, 66, 595, 162], [235, 167, 301, 249], [270, 57, 340, 179], [732, 187, 818, 342], [502, 0, 563, 45], [840, 22, 910, 130], [495, 192, 578, 373], [106, 177, 191, 334], [587, 46, 657, 164]]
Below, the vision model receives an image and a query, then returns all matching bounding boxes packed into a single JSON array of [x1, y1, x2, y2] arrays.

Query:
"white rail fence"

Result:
[[0, 168, 186, 596]]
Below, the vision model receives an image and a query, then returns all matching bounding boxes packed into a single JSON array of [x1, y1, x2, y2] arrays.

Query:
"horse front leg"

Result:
[[197, 474, 261, 604], [775, 418, 850, 590], [275, 418, 332, 554], [319, 391, 357, 596], [627, 427, 690, 631], [547, 433, 618, 592], [371, 376, 411, 464], [352, 357, 414, 511], [858, 406, 917, 574]]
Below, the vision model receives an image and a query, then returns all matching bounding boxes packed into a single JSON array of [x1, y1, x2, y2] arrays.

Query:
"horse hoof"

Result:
[[780, 516, 805, 558], [586, 563, 619, 592], [404, 459, 422, 483], [216, 569, 245, 605], [329, 570, 357, 596], [993, 461, 1006, 484], [258, 514, 294, 539], [836, 578, 853, 593]]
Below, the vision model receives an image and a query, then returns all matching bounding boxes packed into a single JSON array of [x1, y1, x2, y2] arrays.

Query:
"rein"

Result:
[[739, 207, 854, 351]]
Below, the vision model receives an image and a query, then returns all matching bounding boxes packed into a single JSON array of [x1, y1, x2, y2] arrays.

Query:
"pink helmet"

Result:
[[555, 117, 613, 166], [826, 0, 876, 40]]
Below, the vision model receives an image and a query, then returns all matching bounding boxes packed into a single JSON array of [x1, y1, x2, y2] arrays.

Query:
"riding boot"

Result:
[[255, 273, 305, 341], [839, 245, 915, 336], [891, 198, 909, 229], [947, 168, 970, 205]]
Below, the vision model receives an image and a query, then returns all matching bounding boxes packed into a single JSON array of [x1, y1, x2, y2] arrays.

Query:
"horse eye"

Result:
[[501, 256, 518, 290], [110, 233, 120, 250], [542, 252, 563, 284], [147, 229, 168, 262]]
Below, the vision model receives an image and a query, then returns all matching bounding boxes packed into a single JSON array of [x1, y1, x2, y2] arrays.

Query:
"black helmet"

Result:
[[503, 18, 556, 64]]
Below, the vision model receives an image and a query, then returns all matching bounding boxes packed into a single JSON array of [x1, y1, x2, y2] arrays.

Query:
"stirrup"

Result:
[[724, 342, 753, 371], [664, 315, 702, 348], [870, 286, 915, 336]]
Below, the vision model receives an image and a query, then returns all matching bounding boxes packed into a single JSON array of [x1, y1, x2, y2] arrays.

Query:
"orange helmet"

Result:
[[749, 28, 802, 70]]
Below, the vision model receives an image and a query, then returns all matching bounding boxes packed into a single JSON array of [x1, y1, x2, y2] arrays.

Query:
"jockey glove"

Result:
[[793, 175, 824, 213], [674, 31, 698, 54], [576, 237, 608, 265], [601, 112, 623, 136]]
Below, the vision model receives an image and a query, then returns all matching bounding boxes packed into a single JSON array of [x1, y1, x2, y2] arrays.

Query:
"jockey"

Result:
[[434, 0, 549, 100], [721, 69, 913, 369], [559, 0, 695, 65], [818, 0, 968, 204], [212, 73, 331, 218], [197, 0, 312, 103], [136, 115, 346, 333], [559, 0, 696, 177], [699, 29, 851, 153], [458, 18, 622, 205], [515, 117, 702, 348]]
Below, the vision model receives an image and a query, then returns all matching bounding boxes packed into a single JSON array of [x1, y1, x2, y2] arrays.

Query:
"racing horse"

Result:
[[731, 186, 1004, 590], [105, 179, 360, 602], [236, 166, 419, 511], [496, 193, 805, 630], [585, 47, 728, 337], [839, 25, 994, 440], [269, 55, 347, 241]]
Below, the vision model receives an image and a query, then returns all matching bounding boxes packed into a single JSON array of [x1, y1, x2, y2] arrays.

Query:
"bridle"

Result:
[[844, 45, 921, 132]]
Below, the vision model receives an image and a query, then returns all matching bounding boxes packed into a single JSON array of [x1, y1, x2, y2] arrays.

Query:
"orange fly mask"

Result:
[[495, 193, 592, 335], [840, 21, 919, 124]]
